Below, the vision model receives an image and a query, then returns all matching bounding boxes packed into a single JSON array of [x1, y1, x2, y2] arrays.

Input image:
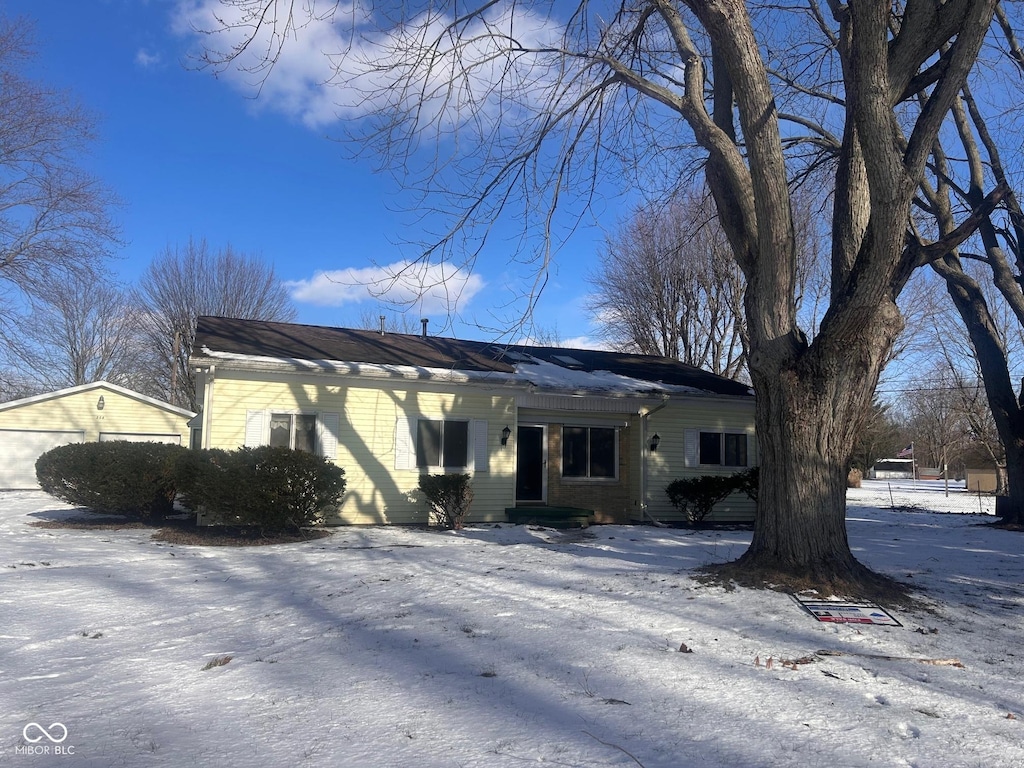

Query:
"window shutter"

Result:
[[395, 417, 414, 470], [244, 410, 265, 447], [684, 429, 698, 468], [319, 412, 340, 460], [472, 419, 489, 473]]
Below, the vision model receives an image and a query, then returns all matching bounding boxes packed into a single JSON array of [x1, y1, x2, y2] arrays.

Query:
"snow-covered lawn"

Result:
[[1, 480, 1022, 767]]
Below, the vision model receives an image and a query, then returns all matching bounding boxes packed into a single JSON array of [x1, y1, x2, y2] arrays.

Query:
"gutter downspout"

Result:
[[201, 365, 215, 450], [640, 397, 670, 527], [195, 364, 215, 527]]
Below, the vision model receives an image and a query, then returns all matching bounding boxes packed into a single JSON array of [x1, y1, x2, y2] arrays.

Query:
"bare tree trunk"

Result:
[[932, 258, 1024, 525], [732, 294, 905, 589], [920, 83, 1024, 527]]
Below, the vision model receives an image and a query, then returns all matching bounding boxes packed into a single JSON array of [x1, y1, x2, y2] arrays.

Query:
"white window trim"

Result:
[[395, 416, 488, 473], [560, 425, 619, 482], [270, 412, 318, 451], [244, 409, 339, 459], [685, 428, 751, 469]]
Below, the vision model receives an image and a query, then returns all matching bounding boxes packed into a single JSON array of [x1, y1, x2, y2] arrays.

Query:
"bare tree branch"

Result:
[[134, 238, 296, 409]]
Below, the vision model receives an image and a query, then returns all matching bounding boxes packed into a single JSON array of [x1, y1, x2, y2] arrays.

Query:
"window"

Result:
[[269, 413, 317, 452], [696, 431, 748, 467], [416, 419, 469, 469], [724, 433, 747, 467], [246, 410, 339, 459], [699, 431, 721, 465], [562, 426, 617, 479], [395, 417, 487, 472]]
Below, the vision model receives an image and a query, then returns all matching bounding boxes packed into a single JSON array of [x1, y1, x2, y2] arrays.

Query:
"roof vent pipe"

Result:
[[379, 315, 386, 336], [421, 318, 429, 337]]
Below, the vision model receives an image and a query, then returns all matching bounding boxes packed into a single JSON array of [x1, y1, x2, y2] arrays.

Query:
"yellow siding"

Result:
[[0, 386, 191, 443], [204, 370, 517, 525], [642, 399, 758, 523]]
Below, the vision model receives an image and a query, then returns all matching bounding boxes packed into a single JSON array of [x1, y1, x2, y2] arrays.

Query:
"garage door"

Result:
[[98, 433, 181, 444], [0, 429, 86, 489]]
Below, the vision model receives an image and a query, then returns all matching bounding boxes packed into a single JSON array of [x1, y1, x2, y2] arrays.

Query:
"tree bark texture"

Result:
[[737, 295, 905, 583]]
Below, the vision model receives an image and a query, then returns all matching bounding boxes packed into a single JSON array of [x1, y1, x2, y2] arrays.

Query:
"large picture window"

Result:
[[698, 431, 748, 467], [416, 419, 470, 469], [562, 426, 617, 479]]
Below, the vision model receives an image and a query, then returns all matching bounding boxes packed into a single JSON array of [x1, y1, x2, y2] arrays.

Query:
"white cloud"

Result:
[[135, 48, 161, 68], [560, 335, 612, 351], [173, 0, 568, 130], [286, 260, 484, 314]]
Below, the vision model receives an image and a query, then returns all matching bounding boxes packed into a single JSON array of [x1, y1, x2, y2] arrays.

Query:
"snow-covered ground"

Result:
[[1, 480, 1021, 767]]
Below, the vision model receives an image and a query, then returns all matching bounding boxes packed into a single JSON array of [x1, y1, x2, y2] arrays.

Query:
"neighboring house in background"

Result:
[[867, 459, 916, 480], [190, 316, 757, 525], [0, 381, 196, 490]]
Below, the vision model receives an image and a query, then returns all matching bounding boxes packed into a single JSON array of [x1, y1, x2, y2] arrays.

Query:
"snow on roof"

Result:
[[200, 347, 712, 398], [514, 357, 705, 396], [192, 317, 755, 399], [198, 348, 514, 385]]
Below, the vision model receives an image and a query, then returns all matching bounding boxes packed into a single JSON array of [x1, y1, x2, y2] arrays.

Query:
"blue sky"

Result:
[[10, 0, 622, 346]]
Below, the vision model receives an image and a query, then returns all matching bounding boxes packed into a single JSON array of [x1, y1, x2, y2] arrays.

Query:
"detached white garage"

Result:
[[0, 381, 196, 490]]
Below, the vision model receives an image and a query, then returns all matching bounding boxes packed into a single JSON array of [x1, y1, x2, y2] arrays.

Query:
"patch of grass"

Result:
[[989, 520, 1024, 532], [153, 520, 330, 546], [31, 518, 149, 530], [32, 515, 329, 546], [201, 655, 233, 670]]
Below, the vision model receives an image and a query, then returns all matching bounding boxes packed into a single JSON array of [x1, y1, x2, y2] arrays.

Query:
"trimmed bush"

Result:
[[734, 466, 760, 502], [665, 474, 737, 524], [177, 446, 346, 533], [36, 441, 186, 520], [418, 473, 473, 530], [665, 468, 760, 524]]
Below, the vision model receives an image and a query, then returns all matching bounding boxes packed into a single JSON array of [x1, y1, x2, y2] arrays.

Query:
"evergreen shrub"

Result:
[[35, 441, 185, 520], [177, 446, 346, 532], [734, 466, 760, 501], [665, 474, 737, 524], [418, 473, 473, 530], [665, 468, 758, 524]]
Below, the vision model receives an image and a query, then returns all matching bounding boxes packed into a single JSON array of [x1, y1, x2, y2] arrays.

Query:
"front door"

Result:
[[515, 425, 546, 502]]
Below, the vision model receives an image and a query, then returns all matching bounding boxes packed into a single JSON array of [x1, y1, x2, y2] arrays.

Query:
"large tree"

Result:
[[0, 15, 119, 332], [195, 0, 1004, 594], [135, 238, 296, 410]]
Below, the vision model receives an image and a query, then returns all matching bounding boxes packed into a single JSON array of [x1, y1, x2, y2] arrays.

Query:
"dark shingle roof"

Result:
[[193, 316, 753, 398]]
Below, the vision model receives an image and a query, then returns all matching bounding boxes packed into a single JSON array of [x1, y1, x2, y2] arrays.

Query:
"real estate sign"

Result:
[[792, 595, 902, 626]]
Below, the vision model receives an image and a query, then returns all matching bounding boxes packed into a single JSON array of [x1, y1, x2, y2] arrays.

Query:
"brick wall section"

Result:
[[545, 424, 632, 523]]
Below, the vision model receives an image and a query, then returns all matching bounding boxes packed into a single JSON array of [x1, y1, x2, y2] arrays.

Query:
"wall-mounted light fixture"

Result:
[[97, 395, 105, 411], [501, 425, 512, 446], [649, 433, 660, 452]]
